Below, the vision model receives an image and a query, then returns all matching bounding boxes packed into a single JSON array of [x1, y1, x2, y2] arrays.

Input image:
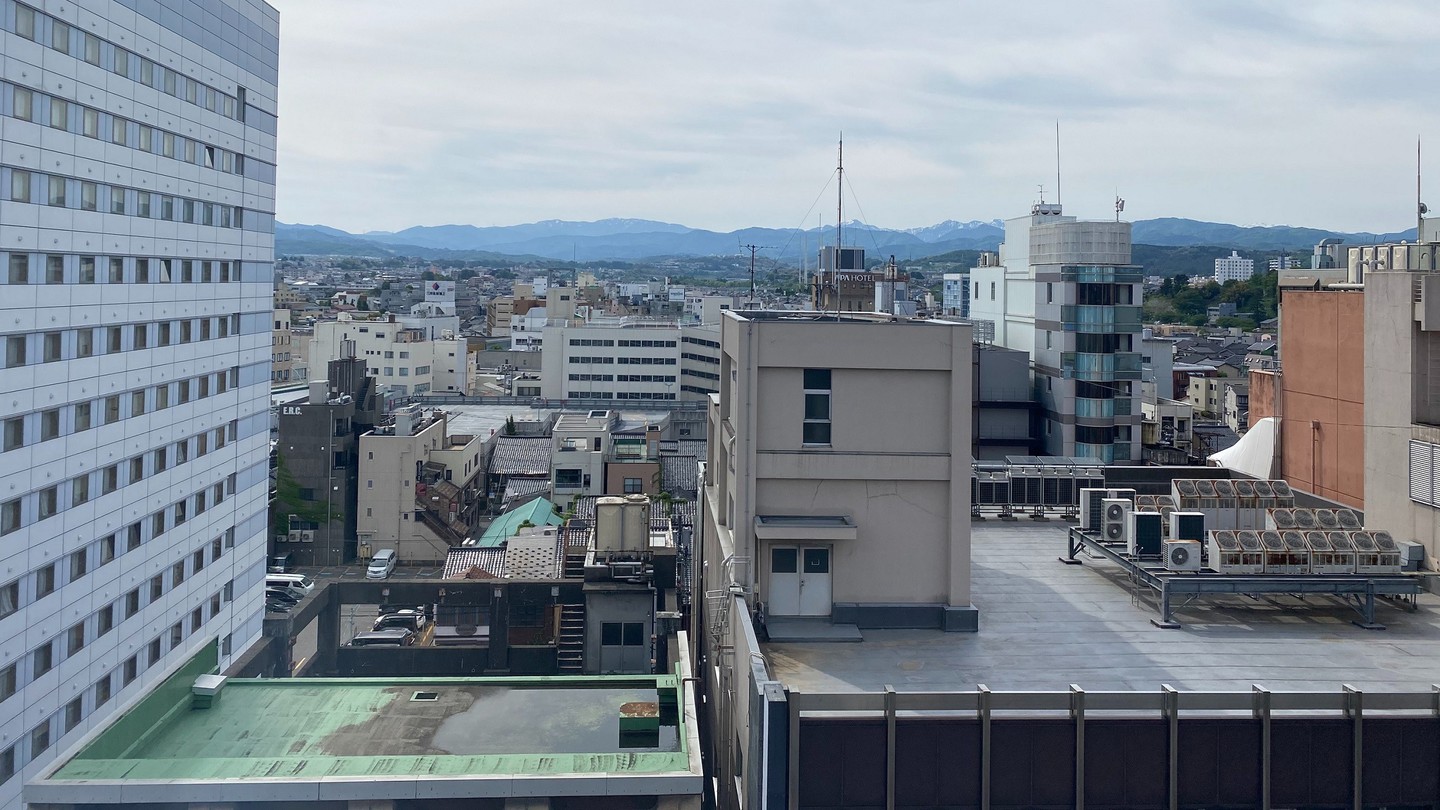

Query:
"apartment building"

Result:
[[310, 315, 467, 398], [539, 320, 722, 403], [1214, 249, 1256, 283], [270, 307, 297, 385], [355, 406, 486, 563], [941, 271, 970, 317], [0, 0, 277, 801], [700, 310, 975, 632], [548, 411, 663, 509], [969, 203, 1143, 462]]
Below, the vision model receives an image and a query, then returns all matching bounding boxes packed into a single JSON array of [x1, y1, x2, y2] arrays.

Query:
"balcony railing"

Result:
[[1061, 352, 1142, 381], [1060, 305, 1143, 333]]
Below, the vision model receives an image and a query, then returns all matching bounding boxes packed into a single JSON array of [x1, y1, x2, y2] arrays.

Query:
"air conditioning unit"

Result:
[[1079, 488, 1107, 530], [1164, 540, 1202, 571], [1169, 512, 1205, 541], [1101, 498, 1132, 543], [1128, 511, 1164, 556]]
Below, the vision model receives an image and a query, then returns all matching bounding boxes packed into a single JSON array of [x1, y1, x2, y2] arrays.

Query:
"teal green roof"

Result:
[[477, 497, 563, 547], [52, 674, 690, 782]]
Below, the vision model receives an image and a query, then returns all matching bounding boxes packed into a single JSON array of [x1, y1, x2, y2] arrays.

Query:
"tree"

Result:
[[504, 415, 517, 435], [356, 294, 369, 311]]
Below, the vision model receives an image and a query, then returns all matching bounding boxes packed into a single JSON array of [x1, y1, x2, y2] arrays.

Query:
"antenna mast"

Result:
[[1055, 120, 1061, 206], [1420, 137, 1427, 242], [741, 243, 774, 304], [837, 135, 844, 250]]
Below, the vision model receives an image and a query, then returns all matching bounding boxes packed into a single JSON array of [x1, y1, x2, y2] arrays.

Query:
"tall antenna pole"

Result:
[[1419, 136, 1425, 242], [741, 243, 774, 304], [836, 135, 845, 252], [1055, 120, 1062, 207]]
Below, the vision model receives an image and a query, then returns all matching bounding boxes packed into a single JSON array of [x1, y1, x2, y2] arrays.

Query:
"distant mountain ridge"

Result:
[[276, 217, 1416, 263]]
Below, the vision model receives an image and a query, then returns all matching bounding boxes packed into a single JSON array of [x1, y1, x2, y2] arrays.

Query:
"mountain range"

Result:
[[276, 217, 1417, 263]]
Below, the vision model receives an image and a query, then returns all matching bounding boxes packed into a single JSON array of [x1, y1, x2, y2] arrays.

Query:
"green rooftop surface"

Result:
[[477, 497, 563, 547], [53, 674, 689, 782]]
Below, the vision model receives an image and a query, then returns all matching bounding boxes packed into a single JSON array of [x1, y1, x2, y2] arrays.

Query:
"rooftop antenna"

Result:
[[1420, 136, 1428, 242], [1055, 120, 1062, 207], [1115, 193, 1125, 223], [836, 134, 844, 250]]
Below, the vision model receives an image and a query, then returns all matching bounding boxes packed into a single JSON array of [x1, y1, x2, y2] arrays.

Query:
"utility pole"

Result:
[[741, 243, 774, 305]]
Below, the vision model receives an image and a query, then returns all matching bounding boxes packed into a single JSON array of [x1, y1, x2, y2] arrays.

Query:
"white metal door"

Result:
[[769, 547, 800, 616], [798, 547, 831, 616]]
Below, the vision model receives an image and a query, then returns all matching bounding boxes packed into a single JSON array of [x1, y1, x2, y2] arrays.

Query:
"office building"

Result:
[[1214, 249, 1256, 283], [539, 320, 722, 403], [699, 310, 976, 633], [940, 271, 969, 317], [0, 0, 278, 801], [310, 315, 467, 399], [969, 203, 1143, 461]]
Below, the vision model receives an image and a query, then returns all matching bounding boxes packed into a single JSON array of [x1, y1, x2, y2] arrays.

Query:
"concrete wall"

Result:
[[1281, 290, 1365, 508], [1365, 273, 1440, 570], [1248, 369, 1278, 426]]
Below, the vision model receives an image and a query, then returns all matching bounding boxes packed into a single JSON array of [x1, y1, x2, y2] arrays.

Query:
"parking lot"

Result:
[[277, 565, 447, 673]]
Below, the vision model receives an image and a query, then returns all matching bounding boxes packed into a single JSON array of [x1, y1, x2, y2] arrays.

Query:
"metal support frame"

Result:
[[1162, 684, 1179, 810], [1071, 684, 1086, 810], [1253, 686, 1271, 810], [978, 684, 992, 810], [787, 689, 801, 810], [1064, 528, 1421, 629], [884, 685, 896, 810], [1344, 684, 1363, 810]]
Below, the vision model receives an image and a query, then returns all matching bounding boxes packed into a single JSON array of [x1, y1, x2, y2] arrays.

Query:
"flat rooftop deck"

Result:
[[765, 521, 1440, 693], [51, 677, 689, 783]]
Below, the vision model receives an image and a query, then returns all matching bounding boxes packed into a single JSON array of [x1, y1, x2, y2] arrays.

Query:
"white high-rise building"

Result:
[[0, 0, 278, 801], [1214, 250, 1256, 283]]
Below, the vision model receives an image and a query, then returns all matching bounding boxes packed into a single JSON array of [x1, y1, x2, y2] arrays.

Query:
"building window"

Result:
[[0, 663, 15, 702], [36, 564, 55, 599], [623, 477, 644, 494], [802, 368, 832, 445], [30, 720, 51, 758], [67, 622, 85, 656], [95, 674, 112, 706], [33, 641, 53, 678]]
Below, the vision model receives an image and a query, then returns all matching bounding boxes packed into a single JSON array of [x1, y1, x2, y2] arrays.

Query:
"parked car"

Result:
[[265, 599, 292, 614], [268, 552, 292, 574], [378, 603, 428, 617], [373, 609, 428, 633], [266, 573, 315, 595], [348, 628, 415, 647], [366, 549, 397, 580], [265, 587, 300, 605]]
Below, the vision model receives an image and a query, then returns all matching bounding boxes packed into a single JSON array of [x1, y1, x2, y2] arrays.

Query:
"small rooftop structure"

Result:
[[475, 497, 564, 547]]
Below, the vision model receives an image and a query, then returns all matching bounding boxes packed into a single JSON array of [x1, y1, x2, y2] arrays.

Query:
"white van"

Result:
[[366, 549, 397, 580], [265, 573, 315, 596]]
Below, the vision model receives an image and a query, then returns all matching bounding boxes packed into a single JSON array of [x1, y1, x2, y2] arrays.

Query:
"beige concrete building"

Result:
[[271, 308, 297, 385], [311, 316, 468, 398], [356, 406, 486, 563], [699, 310, 976, 632], [1364, 237, 1440, 575]]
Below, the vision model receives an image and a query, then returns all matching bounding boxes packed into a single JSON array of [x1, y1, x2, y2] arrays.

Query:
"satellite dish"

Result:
[[1421, 202, 1429, 215]]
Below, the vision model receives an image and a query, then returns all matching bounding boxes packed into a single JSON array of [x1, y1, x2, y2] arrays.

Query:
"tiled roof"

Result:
[[661, 456, 699, 496], [443, 537, 564, 579], [503, 476, 550, 504], [488, 436, 551, 476]]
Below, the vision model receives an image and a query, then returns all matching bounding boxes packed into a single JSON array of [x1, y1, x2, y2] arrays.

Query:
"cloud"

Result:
[[266, 0, 1440, 234]]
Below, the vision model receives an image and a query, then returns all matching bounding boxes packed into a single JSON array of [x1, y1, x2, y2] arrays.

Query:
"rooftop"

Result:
[[765, 521, 1440, 693], [40, 674, 696, 803]]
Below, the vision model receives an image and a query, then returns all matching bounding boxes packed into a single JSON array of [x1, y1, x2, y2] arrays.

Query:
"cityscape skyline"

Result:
[[269, 0, 1439, 235]]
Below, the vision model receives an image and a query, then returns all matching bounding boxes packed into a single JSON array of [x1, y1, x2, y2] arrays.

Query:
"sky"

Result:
[[267, 1, 1439, 235]]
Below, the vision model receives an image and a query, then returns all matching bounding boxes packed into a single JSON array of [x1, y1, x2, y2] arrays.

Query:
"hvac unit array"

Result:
[[974, 466, 1103, 509], [1206, 529, 1401, 575], [1171, 479, 1295, 530]]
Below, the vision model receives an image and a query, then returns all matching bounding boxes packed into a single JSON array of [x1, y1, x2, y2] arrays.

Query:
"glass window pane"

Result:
[[803, 368, 831, 390], [803, 548, 829, 574], [804, 393, 829, 420], [802, 422, 831, 445], [771, 547, 798, 574]]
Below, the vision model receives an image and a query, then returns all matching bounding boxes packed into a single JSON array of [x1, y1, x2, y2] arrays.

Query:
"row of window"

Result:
[[9, 3, 245, 122], [366, 365, 430, 378], [5, 317, 242, 367], [6, 252, 244, 286], [568, 373, 612, 382], [616, 374, 675, 383], [1, 426, 239, 535], [0, 569, 237, 786], [681, 351, 719, 365], [565, 391, 679, 401], [681, 335, 720, 349], [616, 339, 676, 348], [681, 384, 717, 396], [567, 338, 614, 347], [4, 166, 250, 228], [682, 368, 720, 381], [4, 81, 251, 177], [569, 356, 615, 365], [362, 349, 411, 359], [617, 357, 676, 366]]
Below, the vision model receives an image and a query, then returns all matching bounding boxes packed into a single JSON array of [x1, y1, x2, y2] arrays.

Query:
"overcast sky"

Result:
[[267, 1, 1438, 235]]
